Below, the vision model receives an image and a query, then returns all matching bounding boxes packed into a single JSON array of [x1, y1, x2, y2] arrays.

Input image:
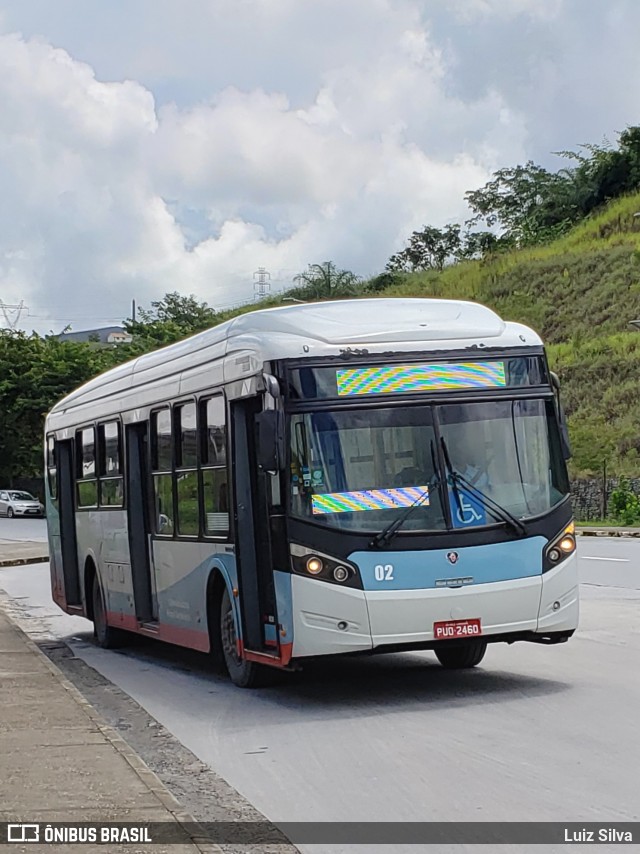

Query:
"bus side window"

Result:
[[76, 427, 97, 508], [200, 396, 229, 537], [98, 421, 123, 507], [175, 401, 199, 536], [151, 409, 174, 535]]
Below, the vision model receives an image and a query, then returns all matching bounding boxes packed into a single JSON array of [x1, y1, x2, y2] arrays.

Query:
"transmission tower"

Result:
[[0, 300, 27, 330], [253, 268, 271, 301]]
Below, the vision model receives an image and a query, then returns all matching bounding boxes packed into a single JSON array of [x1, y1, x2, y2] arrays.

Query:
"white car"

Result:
[[0, 490, 45, 518]]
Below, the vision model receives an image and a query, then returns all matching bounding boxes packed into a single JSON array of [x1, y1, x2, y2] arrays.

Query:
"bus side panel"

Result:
[[75, 509, 137, 622], [148, 540, 238, 651], [290, 574, 373, 657], [98, 508, 138, 625], [537, 553, 579, 633]]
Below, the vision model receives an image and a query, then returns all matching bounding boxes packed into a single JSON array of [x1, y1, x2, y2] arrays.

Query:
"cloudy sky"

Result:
[[0, 0, 638, 334]]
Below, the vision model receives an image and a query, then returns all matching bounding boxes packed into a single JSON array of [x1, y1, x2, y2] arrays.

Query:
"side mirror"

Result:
[[256, 410, 285, 472], [263, 373, 281, 399], [550, 371, 561, 391]]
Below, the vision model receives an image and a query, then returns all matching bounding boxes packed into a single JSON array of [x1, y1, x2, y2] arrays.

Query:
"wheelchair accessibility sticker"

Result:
[[448, 489, 487, 528]]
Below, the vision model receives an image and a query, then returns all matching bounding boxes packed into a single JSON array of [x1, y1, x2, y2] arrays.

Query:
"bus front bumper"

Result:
[[289, 554, 578, 658]]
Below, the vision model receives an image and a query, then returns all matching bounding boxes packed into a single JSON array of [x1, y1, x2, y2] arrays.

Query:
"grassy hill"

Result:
[[219, 193, 640, 476]]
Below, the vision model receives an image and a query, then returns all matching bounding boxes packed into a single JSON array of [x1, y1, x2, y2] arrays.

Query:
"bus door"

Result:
[[56, 439, 81, 607], [125, 423, 157, 622], [230, 397, 279, 655]]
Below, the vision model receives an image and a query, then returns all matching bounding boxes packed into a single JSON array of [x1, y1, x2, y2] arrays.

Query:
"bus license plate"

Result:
[[434, 619, 482, 640]]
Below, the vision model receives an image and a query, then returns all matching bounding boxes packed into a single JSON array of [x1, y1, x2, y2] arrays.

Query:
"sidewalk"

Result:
[[0, 607, 220, 853], [0, 540, 49, 567]]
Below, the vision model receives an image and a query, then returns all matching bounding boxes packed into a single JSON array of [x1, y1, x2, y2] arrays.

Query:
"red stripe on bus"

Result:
[[239, 640, 293, 668], [106, 611, 210, 652]]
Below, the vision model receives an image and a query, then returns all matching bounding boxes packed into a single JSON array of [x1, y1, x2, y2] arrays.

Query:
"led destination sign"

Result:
[[336, 361, 507, 396]]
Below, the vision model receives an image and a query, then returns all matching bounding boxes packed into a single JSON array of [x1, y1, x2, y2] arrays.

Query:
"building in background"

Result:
[[55, 326, 133, 345]]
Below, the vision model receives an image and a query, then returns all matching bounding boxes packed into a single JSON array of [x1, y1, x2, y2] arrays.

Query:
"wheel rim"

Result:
[[7, 509, 13, 517], [221, 594, 242, 667]]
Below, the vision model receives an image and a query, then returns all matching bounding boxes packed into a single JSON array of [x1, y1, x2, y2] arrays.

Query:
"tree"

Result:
[[456, 230, 511, 261], [292, 262, 360, 299], [386, 224, 462, 273], [363, 271, 403, 293], [557, 127, 640, 217], [464, 162, 576, 246], [125, 291, 218, 347], [619, 125, 640, 189], [0, 331, 134, 484]]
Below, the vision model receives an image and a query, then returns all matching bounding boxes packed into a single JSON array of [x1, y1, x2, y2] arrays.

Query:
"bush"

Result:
[[609, 479, 640, 525]]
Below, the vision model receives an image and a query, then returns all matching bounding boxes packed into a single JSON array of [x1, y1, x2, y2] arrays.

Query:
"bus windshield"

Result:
[[288, 399, 568, 533]]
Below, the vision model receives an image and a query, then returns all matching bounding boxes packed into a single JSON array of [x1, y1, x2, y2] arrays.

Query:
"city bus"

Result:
[[44, 298, 578, 687]]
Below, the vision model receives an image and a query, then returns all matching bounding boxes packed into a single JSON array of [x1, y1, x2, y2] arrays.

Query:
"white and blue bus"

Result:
[[45, 298, 578, 687]]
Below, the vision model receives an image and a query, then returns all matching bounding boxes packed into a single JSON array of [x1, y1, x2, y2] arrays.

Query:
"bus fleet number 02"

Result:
[[374, 564, 394, 581]]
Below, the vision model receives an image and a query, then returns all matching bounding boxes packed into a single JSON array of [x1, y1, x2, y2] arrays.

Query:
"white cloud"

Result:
[[0, 17, 522, 332], [0, 0, 635, 333]]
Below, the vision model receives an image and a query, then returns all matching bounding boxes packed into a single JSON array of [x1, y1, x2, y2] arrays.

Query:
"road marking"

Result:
[[581, 556, 629, 562]]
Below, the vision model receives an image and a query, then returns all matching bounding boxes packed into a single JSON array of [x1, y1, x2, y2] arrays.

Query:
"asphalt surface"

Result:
[[1, 518, 638, 853], [0, 514, 48, 542]]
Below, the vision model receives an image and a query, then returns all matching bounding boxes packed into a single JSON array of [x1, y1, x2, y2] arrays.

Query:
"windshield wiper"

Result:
[[440, 437, 526, 537], [370, 441, 440, 549]]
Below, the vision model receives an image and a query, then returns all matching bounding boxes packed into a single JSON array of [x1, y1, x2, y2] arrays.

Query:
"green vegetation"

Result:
[[0, 332, 133, 485], [609, 479, 640, 525]]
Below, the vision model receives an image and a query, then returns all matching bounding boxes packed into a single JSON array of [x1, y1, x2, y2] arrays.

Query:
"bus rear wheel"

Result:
[[435, 640, 487, 669], [220, 587, 271, 688], [92, 576, 124, 649]]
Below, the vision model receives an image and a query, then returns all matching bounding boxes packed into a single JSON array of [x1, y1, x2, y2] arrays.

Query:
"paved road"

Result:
[[1, 530, 638, 852], [0, 515, 48, 542]]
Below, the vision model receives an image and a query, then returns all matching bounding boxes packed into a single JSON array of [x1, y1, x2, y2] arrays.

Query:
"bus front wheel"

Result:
[[435, 640, 487, 669], [220, 587, 270, 688], [92, 576, 124, 649]]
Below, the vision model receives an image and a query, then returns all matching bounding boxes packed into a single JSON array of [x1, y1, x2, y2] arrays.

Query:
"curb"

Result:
[[0, 554, 49, 567], [576, 528, 640, 538], [0, 603, 222, 854]]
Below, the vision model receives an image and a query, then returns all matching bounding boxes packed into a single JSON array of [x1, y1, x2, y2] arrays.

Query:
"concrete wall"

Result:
[[570, 477, 640, 521]]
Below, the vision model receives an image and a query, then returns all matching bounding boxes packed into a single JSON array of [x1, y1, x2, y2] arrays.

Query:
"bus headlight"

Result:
[[544, 522, 576, 572], [289, 544, 361, 588], [306, 557, 324, 575]]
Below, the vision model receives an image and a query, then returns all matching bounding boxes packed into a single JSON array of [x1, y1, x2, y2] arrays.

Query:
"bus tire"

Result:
[[220, 587, 271, 688], [92, 575, 124, 649], [435, 640, 487, 669]]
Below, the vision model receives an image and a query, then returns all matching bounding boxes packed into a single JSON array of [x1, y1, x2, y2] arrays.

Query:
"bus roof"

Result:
[[47, 298, 543, 422]]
